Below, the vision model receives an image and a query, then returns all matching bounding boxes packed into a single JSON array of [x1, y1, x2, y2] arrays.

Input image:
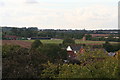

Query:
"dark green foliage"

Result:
[[103, 41, 113, 52], [103, 41, 120, 52], [2, 27, 85, 39], [112, 43, 120, 52], [2, 44, 67, 78], [2, 45, 48, 78], [85, 34, 92, 40], [31, 40, 43, 49], [62, 38, 75, 46], [2, 27, 119, 42], [2, 44, 119, 79], [41, 52, 119, 78], [2, 45, 20, 58], [39, 44, 67, 63], [2, 27, 38, 38]]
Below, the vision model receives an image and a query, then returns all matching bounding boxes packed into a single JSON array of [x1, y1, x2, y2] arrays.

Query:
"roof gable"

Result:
[[71, 45, 81, 51], [67, 46, 72, 51], [67, 45, 82, 51]]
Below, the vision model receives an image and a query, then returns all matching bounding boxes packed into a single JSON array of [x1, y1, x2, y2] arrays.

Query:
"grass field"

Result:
[[24, 40, 119, 45]]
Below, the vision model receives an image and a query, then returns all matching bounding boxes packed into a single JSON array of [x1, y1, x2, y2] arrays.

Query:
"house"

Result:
[[108, 52, 116, 56], [66, 45, 84, 59], [108, 50, 120, 58]]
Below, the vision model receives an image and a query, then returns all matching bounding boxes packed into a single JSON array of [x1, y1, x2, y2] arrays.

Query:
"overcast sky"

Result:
[[0, 0, 119, 30]]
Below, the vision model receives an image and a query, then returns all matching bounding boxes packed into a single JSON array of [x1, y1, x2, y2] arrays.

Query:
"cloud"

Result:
[[25, 0, 38, 4], [0, 0, 118, 30], [0, 1, 5, 7]]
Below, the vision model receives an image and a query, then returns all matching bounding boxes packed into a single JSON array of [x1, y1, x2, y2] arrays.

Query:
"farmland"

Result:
[[2, 40, 32, 48], [25, 39, 118, 45], [2, 40, 119, 48]]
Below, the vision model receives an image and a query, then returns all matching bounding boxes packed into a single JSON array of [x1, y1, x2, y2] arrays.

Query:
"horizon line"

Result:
[[0, 26, 119, 30]]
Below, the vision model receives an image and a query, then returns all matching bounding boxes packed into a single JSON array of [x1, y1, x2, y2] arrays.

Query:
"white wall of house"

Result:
[[67, 46, 72, 51], [74, 51, 77, 53]]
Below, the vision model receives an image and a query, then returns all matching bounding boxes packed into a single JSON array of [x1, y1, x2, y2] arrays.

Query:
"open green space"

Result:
[[24, 40, 119, 45]]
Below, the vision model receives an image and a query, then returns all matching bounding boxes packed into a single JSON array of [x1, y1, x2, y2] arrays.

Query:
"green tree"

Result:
[[85, 34, 92, 40], [2, 45, 48, 78], [31, 40, 43, 49], [62, 38, 75, 46], [40, 44, 67, 63], [102, 41, 119, 52]]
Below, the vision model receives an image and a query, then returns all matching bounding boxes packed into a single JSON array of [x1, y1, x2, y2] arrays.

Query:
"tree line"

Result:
[[2, 27, 120, 41]]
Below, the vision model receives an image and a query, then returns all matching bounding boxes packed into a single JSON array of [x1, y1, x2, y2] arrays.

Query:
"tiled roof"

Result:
[[70, 45, 82, 51]]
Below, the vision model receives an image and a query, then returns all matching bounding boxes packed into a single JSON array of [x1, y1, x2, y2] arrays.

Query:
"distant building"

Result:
[[108, 52, 116, 56]]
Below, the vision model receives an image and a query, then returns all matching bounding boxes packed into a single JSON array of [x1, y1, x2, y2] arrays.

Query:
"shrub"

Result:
[[39, 44, 67, 63], [31, 40, 43, 49], [62, 38, 75, 46]]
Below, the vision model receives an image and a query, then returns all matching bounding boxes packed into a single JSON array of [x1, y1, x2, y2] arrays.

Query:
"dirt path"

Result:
[[2, 40, 32, 48]]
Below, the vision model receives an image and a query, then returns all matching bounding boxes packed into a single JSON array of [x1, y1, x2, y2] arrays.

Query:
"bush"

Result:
[[39, 44, 67, 63], [2, 45, 20, 58], [62, 38, 75, 46], [103, 41, 120, 52], [31, 40, 43, 49]]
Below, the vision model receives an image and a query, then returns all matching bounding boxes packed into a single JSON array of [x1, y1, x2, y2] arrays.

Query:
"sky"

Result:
[[0, 0, 119, 30]]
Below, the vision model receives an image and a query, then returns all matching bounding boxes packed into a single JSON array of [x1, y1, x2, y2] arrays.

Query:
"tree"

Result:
[[103, 41, 113, 52], [11, 28, 18, 35], [31, 40, 43, 49], [41, 52, 119, 78], [2, 45, 48, 78], [103, 41, 120, 52], [85, 34, 92, 40], [62, 38, 75, 46], [39, 44, 67, 63]]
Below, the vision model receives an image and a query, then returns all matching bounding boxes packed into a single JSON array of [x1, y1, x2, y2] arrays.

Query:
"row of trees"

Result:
[[2, 27, 119, 42], [85, 34, 120, 42], [2, 27, 84, 39], [2, 27, 38, 38]]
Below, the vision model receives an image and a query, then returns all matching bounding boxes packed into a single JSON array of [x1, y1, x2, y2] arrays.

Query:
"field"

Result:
[[25, 39, 118, 45], [2, 40, 119, 48], [2, 40, 32, 48]]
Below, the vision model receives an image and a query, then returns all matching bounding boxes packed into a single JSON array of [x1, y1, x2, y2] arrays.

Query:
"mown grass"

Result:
[[24, 39, 119, 45], [24, 40, 63, 44]]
